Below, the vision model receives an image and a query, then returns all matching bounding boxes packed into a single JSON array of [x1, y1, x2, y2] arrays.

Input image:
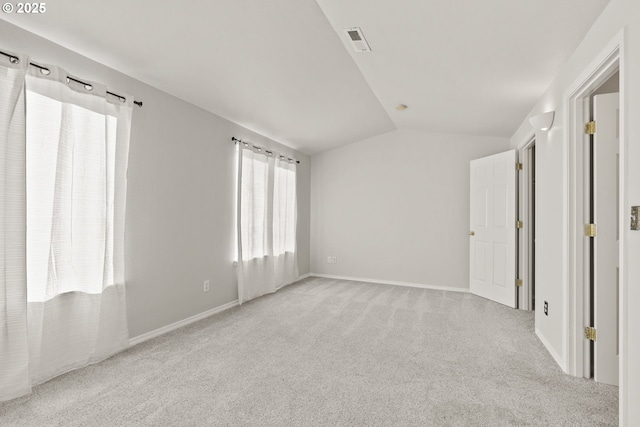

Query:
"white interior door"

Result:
[[469, 150, 517, 308], [593, 92, 619, 386]]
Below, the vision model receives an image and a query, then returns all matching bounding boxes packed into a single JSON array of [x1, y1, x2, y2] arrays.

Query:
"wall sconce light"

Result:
[[529, 111, 555, 131]]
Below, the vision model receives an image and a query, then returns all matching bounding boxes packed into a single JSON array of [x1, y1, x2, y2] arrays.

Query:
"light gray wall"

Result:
[[0, 21, 310, 339], [311, 129, 510, 289]]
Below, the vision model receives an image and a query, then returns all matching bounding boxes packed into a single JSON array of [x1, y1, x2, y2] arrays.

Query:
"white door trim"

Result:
[[563, 29, 626, 423]]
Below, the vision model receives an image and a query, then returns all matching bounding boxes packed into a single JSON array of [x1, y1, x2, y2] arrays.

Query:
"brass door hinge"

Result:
[[516, 220, 523, 229], [585, 326, 597, 341], [516, 279, 523, 287], [585, 223, 597, 237], [516, 162, 523, 171], [585, 121, 597, 135]]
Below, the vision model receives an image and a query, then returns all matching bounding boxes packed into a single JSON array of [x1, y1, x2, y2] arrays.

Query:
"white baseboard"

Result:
[[128, 299, 239, 347], [535, 327, 566, 371], [129, 272, 312, 347], [309, 273, 469, 293], [276, 272, 311, 290]]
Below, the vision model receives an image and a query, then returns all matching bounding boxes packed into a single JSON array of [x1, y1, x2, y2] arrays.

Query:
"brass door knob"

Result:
[[469, 231, 475, 236]]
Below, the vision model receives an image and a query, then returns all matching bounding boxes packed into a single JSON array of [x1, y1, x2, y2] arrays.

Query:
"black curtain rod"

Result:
[[232, 137, 300, 164], [1, 50, 143, 107]]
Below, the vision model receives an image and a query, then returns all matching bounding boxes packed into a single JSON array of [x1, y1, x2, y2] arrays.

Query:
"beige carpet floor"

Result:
[[0, 277, 618, 426]]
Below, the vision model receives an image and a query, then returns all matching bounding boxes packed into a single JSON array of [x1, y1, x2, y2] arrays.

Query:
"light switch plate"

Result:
[[632, 206, 640, 230]]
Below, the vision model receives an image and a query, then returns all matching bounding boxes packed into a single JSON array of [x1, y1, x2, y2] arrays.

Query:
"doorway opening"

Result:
[[564, 33, 625, 407], [528, 144, 536, 311], [518, 138, 536, 311], [585, 71, 619, 384]]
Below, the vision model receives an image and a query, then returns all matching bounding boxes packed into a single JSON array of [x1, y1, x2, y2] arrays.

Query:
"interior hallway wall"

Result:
[[0, 21, 311, 339], [311, 129, 509, 290], [510, 0, 640, 422]]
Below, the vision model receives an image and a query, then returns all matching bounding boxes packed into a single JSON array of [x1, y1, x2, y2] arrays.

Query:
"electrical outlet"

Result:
[[631, 206, 639, 230], [331, 256, 337, 264], [544, 301, 548, 316], [327, 256, 332, 263], [204, 280, 210, 292]]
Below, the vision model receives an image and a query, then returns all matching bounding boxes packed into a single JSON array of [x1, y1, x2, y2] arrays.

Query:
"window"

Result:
[[236, 145, 298, 303], [240, 149, 269, 261], [273, 161, 296, 255], [25, 86, 118, 302]]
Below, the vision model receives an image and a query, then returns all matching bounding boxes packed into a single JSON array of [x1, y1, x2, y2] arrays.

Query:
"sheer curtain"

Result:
[[0, 54, 133, 401], [272, 157, 297, 286], [25, 64, 132, 385], [0, 52, 30, 402], [237, 146, 298, 304]]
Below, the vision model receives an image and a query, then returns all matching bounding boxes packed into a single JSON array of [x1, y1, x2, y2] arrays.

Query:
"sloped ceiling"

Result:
[[0, 0, 609, 154], [316, 0, 610, 138]]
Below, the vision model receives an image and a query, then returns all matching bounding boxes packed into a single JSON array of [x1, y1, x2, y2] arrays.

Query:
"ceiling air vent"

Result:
[[343, 27, 371, 52]]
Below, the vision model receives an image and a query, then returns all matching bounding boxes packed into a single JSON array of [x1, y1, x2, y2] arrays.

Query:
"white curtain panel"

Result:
[[272, 158, 298, 288], [0, 53, 31, 402], [0, 57, 133, 401], [237, 148, 298, 304], [23, 64, 132, 386]]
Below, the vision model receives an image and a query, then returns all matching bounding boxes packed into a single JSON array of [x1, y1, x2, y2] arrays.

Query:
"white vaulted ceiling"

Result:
[[315, 0, 610, 137], [1, 0, 609, 154]]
